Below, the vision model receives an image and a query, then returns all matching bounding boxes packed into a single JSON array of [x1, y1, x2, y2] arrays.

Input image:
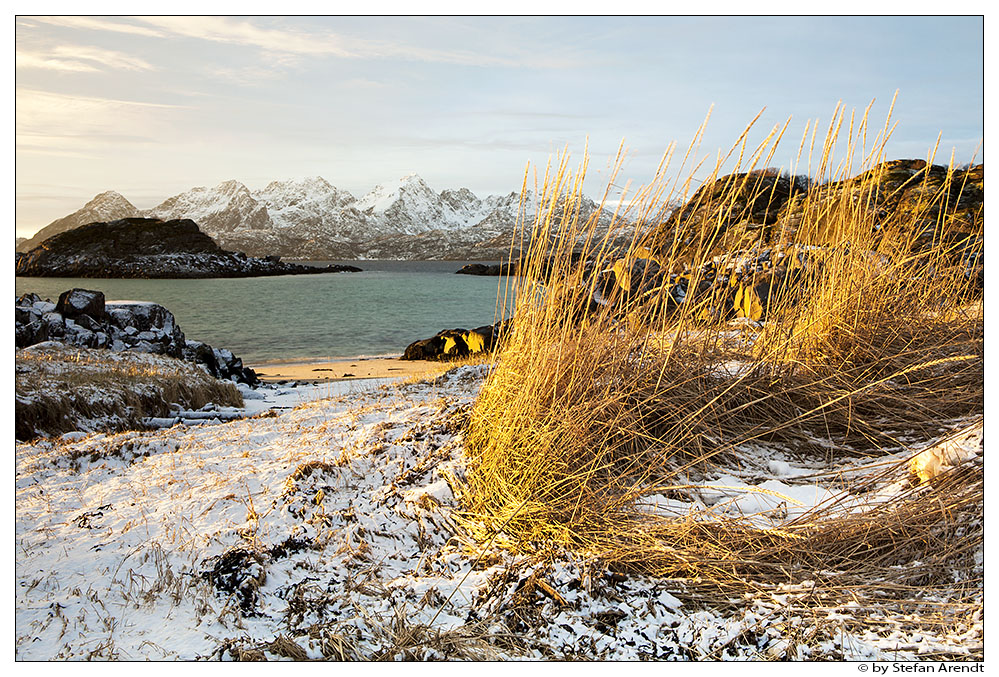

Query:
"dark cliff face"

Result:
[[15, 217, 361, 279]]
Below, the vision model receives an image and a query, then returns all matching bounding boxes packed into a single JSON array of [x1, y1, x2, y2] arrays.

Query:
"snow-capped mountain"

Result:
[[21, 174, 613, 260], [353, 173, 495, 235], [151, 180, 273, 233]]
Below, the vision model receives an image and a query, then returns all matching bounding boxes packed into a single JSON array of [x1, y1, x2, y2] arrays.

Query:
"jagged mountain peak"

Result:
[[258, 176, 353, 201], [149, 180, 272, 236], [213, 179, 252, 196], [84, 190, 134, 208], [354, 173, 439, 215], [255, 177, 357, 221], [262, 175, 331, 191], [441, 186, 478, 200]]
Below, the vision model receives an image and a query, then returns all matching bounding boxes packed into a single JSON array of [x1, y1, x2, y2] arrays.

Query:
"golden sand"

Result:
[[251, 356, 450, 383]]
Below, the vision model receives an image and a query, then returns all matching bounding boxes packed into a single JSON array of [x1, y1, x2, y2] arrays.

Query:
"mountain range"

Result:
[[18, 174, 610, 260]]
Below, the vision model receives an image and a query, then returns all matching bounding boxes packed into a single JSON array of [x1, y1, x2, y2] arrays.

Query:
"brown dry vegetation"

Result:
[[15, 343, 244, 440], [461, 103, 983, 639]]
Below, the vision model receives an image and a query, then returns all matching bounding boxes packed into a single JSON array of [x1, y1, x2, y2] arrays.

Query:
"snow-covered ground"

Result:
[[14, 366, 983, 660]]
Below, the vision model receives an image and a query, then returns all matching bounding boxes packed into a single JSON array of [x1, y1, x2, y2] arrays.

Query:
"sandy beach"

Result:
[[251, 355, 451, 383]]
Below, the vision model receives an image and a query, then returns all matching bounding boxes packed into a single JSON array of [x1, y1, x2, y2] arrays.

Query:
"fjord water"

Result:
[[15, 260, 513, 365]]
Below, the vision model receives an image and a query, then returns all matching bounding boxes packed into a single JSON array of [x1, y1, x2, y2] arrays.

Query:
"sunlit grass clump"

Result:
[[460, 102, 983, 602]]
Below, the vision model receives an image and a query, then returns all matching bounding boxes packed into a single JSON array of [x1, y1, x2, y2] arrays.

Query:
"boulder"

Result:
[[181, 341, 257, 384], [105, 301, 185, 358], [183, 341, 221, 376], [731, 261, 806, 322], [402, 321, 508, 361], [41, 312, 66, 338], [14, 305, 37, 326], [56, 288, 106, 320], [403, 329, 466, 361], [15, 320, 47, 348]]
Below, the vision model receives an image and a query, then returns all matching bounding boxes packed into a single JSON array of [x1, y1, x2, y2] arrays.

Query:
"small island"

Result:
[[15, 217, 362, 279]]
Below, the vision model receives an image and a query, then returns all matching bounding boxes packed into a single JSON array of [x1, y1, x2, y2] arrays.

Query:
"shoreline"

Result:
[[250, 355, 451, 383]]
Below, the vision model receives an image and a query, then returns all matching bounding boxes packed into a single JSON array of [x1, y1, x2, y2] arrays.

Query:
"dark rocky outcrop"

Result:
[[455, 262, 519, 276], [642, 160, 984, 263], [15, 217, 362, 279], [402, 321, 508, 361], [15, 289, 258, 384], [559, 159, 986, 322]]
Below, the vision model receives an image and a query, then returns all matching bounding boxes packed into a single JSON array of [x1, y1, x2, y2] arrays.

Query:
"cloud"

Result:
[[15, 51, 99, 73], [16, 89, 187, 154], [17, 88, 184, 114], [135, 16, 352, 58], [32, 15, 577, 69], [27, 16, 165, 38], [137, 15, 534, 66], [16, 45, 154, 73]]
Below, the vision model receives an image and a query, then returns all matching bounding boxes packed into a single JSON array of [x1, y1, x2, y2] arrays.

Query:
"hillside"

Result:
[[642, 160, 984, 260]]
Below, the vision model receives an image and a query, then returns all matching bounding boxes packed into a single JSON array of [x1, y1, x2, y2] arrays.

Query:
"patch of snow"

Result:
[[908, 421, 983, 483]]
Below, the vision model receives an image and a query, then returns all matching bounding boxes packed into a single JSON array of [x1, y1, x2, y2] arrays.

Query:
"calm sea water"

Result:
[[15, 261, 516, 365]]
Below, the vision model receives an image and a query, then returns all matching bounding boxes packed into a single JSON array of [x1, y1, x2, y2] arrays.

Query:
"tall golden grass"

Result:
[[460, 102, 983, 604]]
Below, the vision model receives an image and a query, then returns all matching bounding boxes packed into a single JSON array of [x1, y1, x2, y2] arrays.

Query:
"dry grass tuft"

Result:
[[461, 102, 983, 612], [366, 605, 504, 661]]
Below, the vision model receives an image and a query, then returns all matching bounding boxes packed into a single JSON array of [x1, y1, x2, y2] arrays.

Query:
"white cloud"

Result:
[[15, 51, 99, 73], [135, 16, 353, 58], [28, 16, 166, 38], [16, 45, 154, 73], [31, 15, 575, 68], [55, 45, 154, 71]]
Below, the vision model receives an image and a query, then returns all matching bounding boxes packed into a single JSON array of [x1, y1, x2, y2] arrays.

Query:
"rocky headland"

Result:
[[451, 159, 983, 273], [15, 217, 362, 279]]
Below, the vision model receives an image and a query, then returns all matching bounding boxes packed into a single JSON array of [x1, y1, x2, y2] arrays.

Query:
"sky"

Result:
[[13, 14, 986, 238]]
